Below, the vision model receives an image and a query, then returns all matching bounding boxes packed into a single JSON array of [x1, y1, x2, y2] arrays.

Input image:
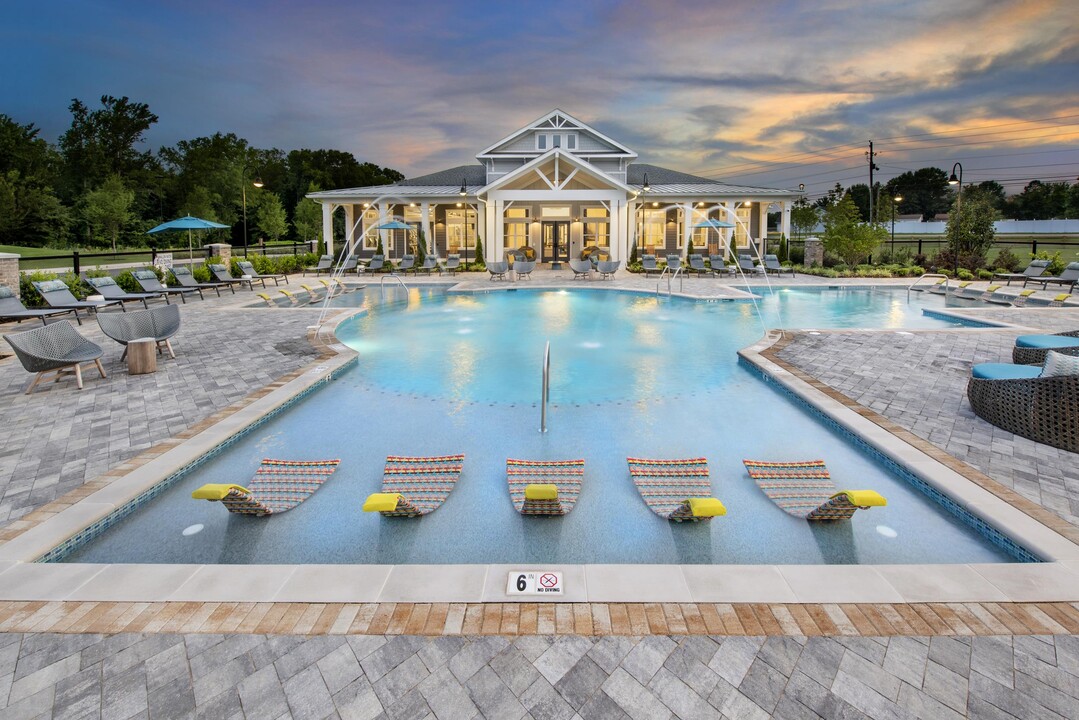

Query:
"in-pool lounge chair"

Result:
[[506, 459, 584, 516], [132, 269, 199, 303], [85, 276, 158, 309], [569, 258, 593, 279], [97, 303, 181, 360], [192, 458, 341, 516], [33, 279, 125, 325], [626, 457, 727, 522], [764, 254, 795, 276], [237, 261, 288, 286], [362, 454, 465, 518], [993, 259, 1049, 285], [358, 255, 383, 274], [1025, 262, 1079, 293], [597, 260, 620, 279], [440, 254, 460, 276], [171, 265, 232, 296], [1012, 330, 1079, 364], [968, 352, 1079, 453], [641, 254, 662, 277], [487, 261, 509, 280], [742, 459, 887, 520], [0, 285, 72, 327], [4, 320, 106, 393], [209, 264, 252, 290], [304, 255, 334, 276]]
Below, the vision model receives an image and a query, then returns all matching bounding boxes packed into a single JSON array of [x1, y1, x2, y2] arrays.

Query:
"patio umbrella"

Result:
[[376, 220, 416, 257], [147, 215, 230, 263], [692, 218, 736, 229]]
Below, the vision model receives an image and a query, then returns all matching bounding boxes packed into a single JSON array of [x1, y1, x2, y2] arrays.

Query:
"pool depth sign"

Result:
[[507, 571, 563, 595]]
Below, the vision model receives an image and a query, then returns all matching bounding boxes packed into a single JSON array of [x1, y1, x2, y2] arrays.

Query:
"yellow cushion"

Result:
[[1056, 294, 1071, 302], [363, 493, 402, 512], [835, 490, 887, 507], [986, 285, 1001, 292], [958, 281, 971, 288], [191, 484, 250, 500], [1020, 290, 1035, 297], [688, 497, 726, 517], [525, 484, 558, 500]]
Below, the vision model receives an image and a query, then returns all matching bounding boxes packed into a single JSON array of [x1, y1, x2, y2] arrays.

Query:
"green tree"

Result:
[[255, 192, 288, 241], [945, 194, 997, 266], [0, 115, 68, 246], [1005, 180, 1071, 220], [80, 175, 135, 250], [888, 168, 951, 220], [790, 198, 820, 240], [293, 183, 323, 248], [59, 96, 158, 199], [821, 193, 886, 266]]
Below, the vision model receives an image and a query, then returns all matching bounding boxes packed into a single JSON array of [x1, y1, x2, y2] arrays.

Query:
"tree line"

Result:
[[0, 95, 404, 250]]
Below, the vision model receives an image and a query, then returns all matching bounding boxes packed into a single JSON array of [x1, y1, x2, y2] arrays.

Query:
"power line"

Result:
[[875, 113, 1079, 141]]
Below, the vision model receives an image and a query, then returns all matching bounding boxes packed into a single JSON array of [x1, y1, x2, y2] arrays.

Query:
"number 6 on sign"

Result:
[[507, 571, 563, 595]]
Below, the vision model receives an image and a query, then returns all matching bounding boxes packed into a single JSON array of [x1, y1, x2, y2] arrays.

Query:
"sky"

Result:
[[2, 0, 1078, 200]]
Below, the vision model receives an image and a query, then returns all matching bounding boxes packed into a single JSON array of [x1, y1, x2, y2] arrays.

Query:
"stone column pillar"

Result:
[[0, 253, 20, 296], [204, 243, 232, 266], [804, 237, 824, 267]]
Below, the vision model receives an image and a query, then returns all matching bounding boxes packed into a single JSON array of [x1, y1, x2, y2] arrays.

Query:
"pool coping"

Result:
[[1, 294, 1078, 606]]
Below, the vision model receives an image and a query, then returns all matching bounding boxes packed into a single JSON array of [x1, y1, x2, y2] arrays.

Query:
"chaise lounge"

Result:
[[506, 459, 584, 515], [192, 458, 341, 516], [742, 459, 887, 520], [33, 279, 125, 325], [362, 454, 465, 517], [763, 254, 795, 276], [85, 275, 159, 309], [171, 265, 233, 296], [0, 285, 72, 327], [304, 255, 334, 276], [993, 259, 1050, 285], [237, 260, 288, 287], [208, 264, 252, 290], [1024, 262, 1079, 293], [626, 457, 726, 522], [1012, 330, 1079, 365], [132, 269, 200, 303]]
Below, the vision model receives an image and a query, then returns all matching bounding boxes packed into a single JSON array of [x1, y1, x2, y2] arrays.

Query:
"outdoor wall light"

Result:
[[456, 202, 463, 207], [459, 179, 467, 196], [642, 173, 650, 193], [799, 183, 805, 192], [652, 202, 659, 207]]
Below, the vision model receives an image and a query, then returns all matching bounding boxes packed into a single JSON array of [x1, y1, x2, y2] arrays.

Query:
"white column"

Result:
[[483, 201, 497, 263], [378, 204, 389, 258], [780, 200, 791, 244], [757, 202, 768, 256], [681, 202, 693, 257], [494, 199, 505, 259], [321, 202, 334, 256], [609, 199, 622, 262], [421, 203, 432, 257], [343, 204, 355, 256]]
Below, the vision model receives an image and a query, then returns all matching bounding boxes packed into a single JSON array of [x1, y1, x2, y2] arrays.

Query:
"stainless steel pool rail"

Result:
[[380, 274, 407, 297], [657, 265, 684, 296], [540, 340, 550, 433], [907, 273, 950, 301]]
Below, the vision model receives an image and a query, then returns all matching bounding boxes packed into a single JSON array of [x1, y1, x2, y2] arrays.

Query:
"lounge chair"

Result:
[[304, 255, 334, 276], [993, 259, 1050, 285], [208, 264, 252, 290], [641, 254, 662, 277], [968, 354, 1079, 452], [1012, 330, 1079, 364], [3, 320, 106, 394], [395, 254, 416, 273], [507, 459, 584, 515], [626, 457, 727, 522], [362, 454, 465, 517], [192, 458, 341, 516], [1025, 262, 1079, 293], [172, 266, 232, 296], [440, 254, 461, 276], [0, 285, 71, 327], [708, 254, 733, 278], [686, 254, 708, 276], [32, 279, 125, 325], [569, 258, 593, 279], [358, 255, 383, 274], [763, 254, 795, 276], [514, 260, 536, 279], [666, 255, 682, 273], [742, 460, 887, 520], [597, 260, 620, 279], [737, 256, 763, 275], [85, 275, 158, 309], [97, 303, 181, 360], [417, 257, 440, 274], [132, 269, 200, 303], [237, 260, 288, 286], [487, 261, 509, 280]]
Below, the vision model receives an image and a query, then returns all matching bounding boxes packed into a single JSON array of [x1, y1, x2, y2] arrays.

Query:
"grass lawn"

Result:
[[0, 245, 159, 271]]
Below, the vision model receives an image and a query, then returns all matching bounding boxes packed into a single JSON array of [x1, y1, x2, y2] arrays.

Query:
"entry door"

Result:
[[542, 222, 569, 263]]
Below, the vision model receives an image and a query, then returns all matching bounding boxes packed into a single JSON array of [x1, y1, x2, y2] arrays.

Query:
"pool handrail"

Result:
[[908, 273, 950, 300], [540, 340, 550, 433], [380, 274, 407, 298], [657, 265, 684, 296]]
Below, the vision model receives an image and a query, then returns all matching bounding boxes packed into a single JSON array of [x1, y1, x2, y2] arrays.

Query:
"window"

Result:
[[541, 206, 571, 218], [362, 209, 379, 249], [446, 208, 476, 252], [504, 222, 529, 249], [536, 132, 577, 151], [537, 134, 547, 150], [552, 134, 561, 148], [583, 207, 609, 248], [506, 208, 529, 219], [566, 134, 577, 150], [642, 209, 666, 250], [734, 206, 752, 247]]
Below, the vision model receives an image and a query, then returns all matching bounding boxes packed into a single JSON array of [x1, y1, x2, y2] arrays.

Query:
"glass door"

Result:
[[542, 221, 569, 266]]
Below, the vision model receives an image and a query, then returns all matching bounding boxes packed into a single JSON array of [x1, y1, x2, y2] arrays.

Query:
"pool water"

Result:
[[61, 287, 1016, 565]]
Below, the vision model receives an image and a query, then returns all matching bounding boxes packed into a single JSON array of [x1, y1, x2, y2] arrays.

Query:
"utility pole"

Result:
[[866, 141, 879, 222]]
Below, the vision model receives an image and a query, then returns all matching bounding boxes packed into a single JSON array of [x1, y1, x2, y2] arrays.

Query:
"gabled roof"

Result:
[[398, 164, 486, 187], [480, 148, 636, 195], [477, 109, 637, 159], [627, 163, 799, 197]]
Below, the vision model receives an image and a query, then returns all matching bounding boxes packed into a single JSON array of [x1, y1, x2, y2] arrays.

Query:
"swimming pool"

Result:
[[59, 286, 1019, 566]]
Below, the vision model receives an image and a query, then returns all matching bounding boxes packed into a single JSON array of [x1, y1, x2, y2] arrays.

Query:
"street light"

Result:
[[890, 194, 903, 257], [948, 162, 963, 274], [241, 165, 263, 257]]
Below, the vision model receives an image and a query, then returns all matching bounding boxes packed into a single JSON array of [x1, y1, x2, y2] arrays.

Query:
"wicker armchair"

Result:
[[4, 320, 106, 394], [967, 370, 1079, 453], [96, 304, 181, 360], [1012, 330, 1079, 365]]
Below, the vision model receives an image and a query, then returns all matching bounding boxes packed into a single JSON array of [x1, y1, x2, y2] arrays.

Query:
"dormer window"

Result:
[[536, 132, 577, 151]]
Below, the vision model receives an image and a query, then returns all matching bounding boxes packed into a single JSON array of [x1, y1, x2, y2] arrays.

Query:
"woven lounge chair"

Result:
[[569, 258, 592, 279], [993, 259, 1049, 285], [417, 257, 440, 274], [0, 285, 71, 327], [626, 457, 726, 522], [968, 358, 1079, 453], [208, 264, 252, 290], [597, 260, 620, 279], [304, 255, 334, 276], [641, 254, 662, 277], [1012, 330, 1079, 364], [237, 261, 288, 286], [33, 279, 125, 325], [514, 260, 536, 279], [362, 454, 465, 518], [172, 266, 232, 296], [440, 254, 460, 276], [506, 459, 584, 516], [132, 270, 199, 303], [487, 261, 509, 280], [742, 460, 887, 520], [4, 320, 106, 393], [97, 303, 181, 360], [1025, 262, 1079, 293], [358, 255, 383, 274], [763, 254, 795, 276], [85, 276, 158, 309], [192, 458, 341, 516]]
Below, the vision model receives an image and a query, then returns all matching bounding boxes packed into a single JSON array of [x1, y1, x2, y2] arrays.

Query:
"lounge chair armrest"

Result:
[[192, 483, 250, 500], [687, 497, 726, 517], [833, 490, 887, 508], [363, 492, 402, 512]]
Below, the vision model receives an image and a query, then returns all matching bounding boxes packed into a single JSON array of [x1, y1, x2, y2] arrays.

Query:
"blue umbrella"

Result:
[[375, 220, 413, 230], [148, 215, 230, 262], [692, 218, 736, 229]]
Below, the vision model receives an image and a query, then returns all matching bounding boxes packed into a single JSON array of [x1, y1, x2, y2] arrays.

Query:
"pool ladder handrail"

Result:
[[657, 265, 684, 296], [540, 340, 550, 433], [907, 273, 949, 301], [380, 274, 407, 296]]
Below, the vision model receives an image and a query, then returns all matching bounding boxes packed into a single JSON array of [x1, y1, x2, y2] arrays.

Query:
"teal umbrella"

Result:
[[692, 218, 736, 229], [148, 215, 230, 263]]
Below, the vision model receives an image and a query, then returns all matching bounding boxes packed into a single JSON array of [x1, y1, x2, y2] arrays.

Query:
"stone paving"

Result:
[[4, 631, 1079, 719]]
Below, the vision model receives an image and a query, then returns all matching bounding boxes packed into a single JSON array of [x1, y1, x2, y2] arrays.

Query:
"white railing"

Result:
[[657, 265, 684, 296], [907, 273, 950, 300]]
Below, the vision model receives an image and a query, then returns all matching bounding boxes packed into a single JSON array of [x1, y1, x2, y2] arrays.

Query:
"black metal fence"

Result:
[[785, 236, 1079, 261], [19, 240, 313, 274]]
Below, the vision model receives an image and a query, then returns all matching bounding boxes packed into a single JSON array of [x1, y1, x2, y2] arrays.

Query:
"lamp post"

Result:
[[890, 193, 903, 257], [948, 162, 963, 274], [241, 165, 263, 257], [458, 178, 468, 266]]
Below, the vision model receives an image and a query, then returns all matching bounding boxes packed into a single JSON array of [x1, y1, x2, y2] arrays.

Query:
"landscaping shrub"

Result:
[[977, 269, 995, 280], [1031, 250, 1066, 275], [788, 245, 804, 265], [114, 270, 141, 292], [957, 269, 975, 281], [991, 248, 1021, 272]]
